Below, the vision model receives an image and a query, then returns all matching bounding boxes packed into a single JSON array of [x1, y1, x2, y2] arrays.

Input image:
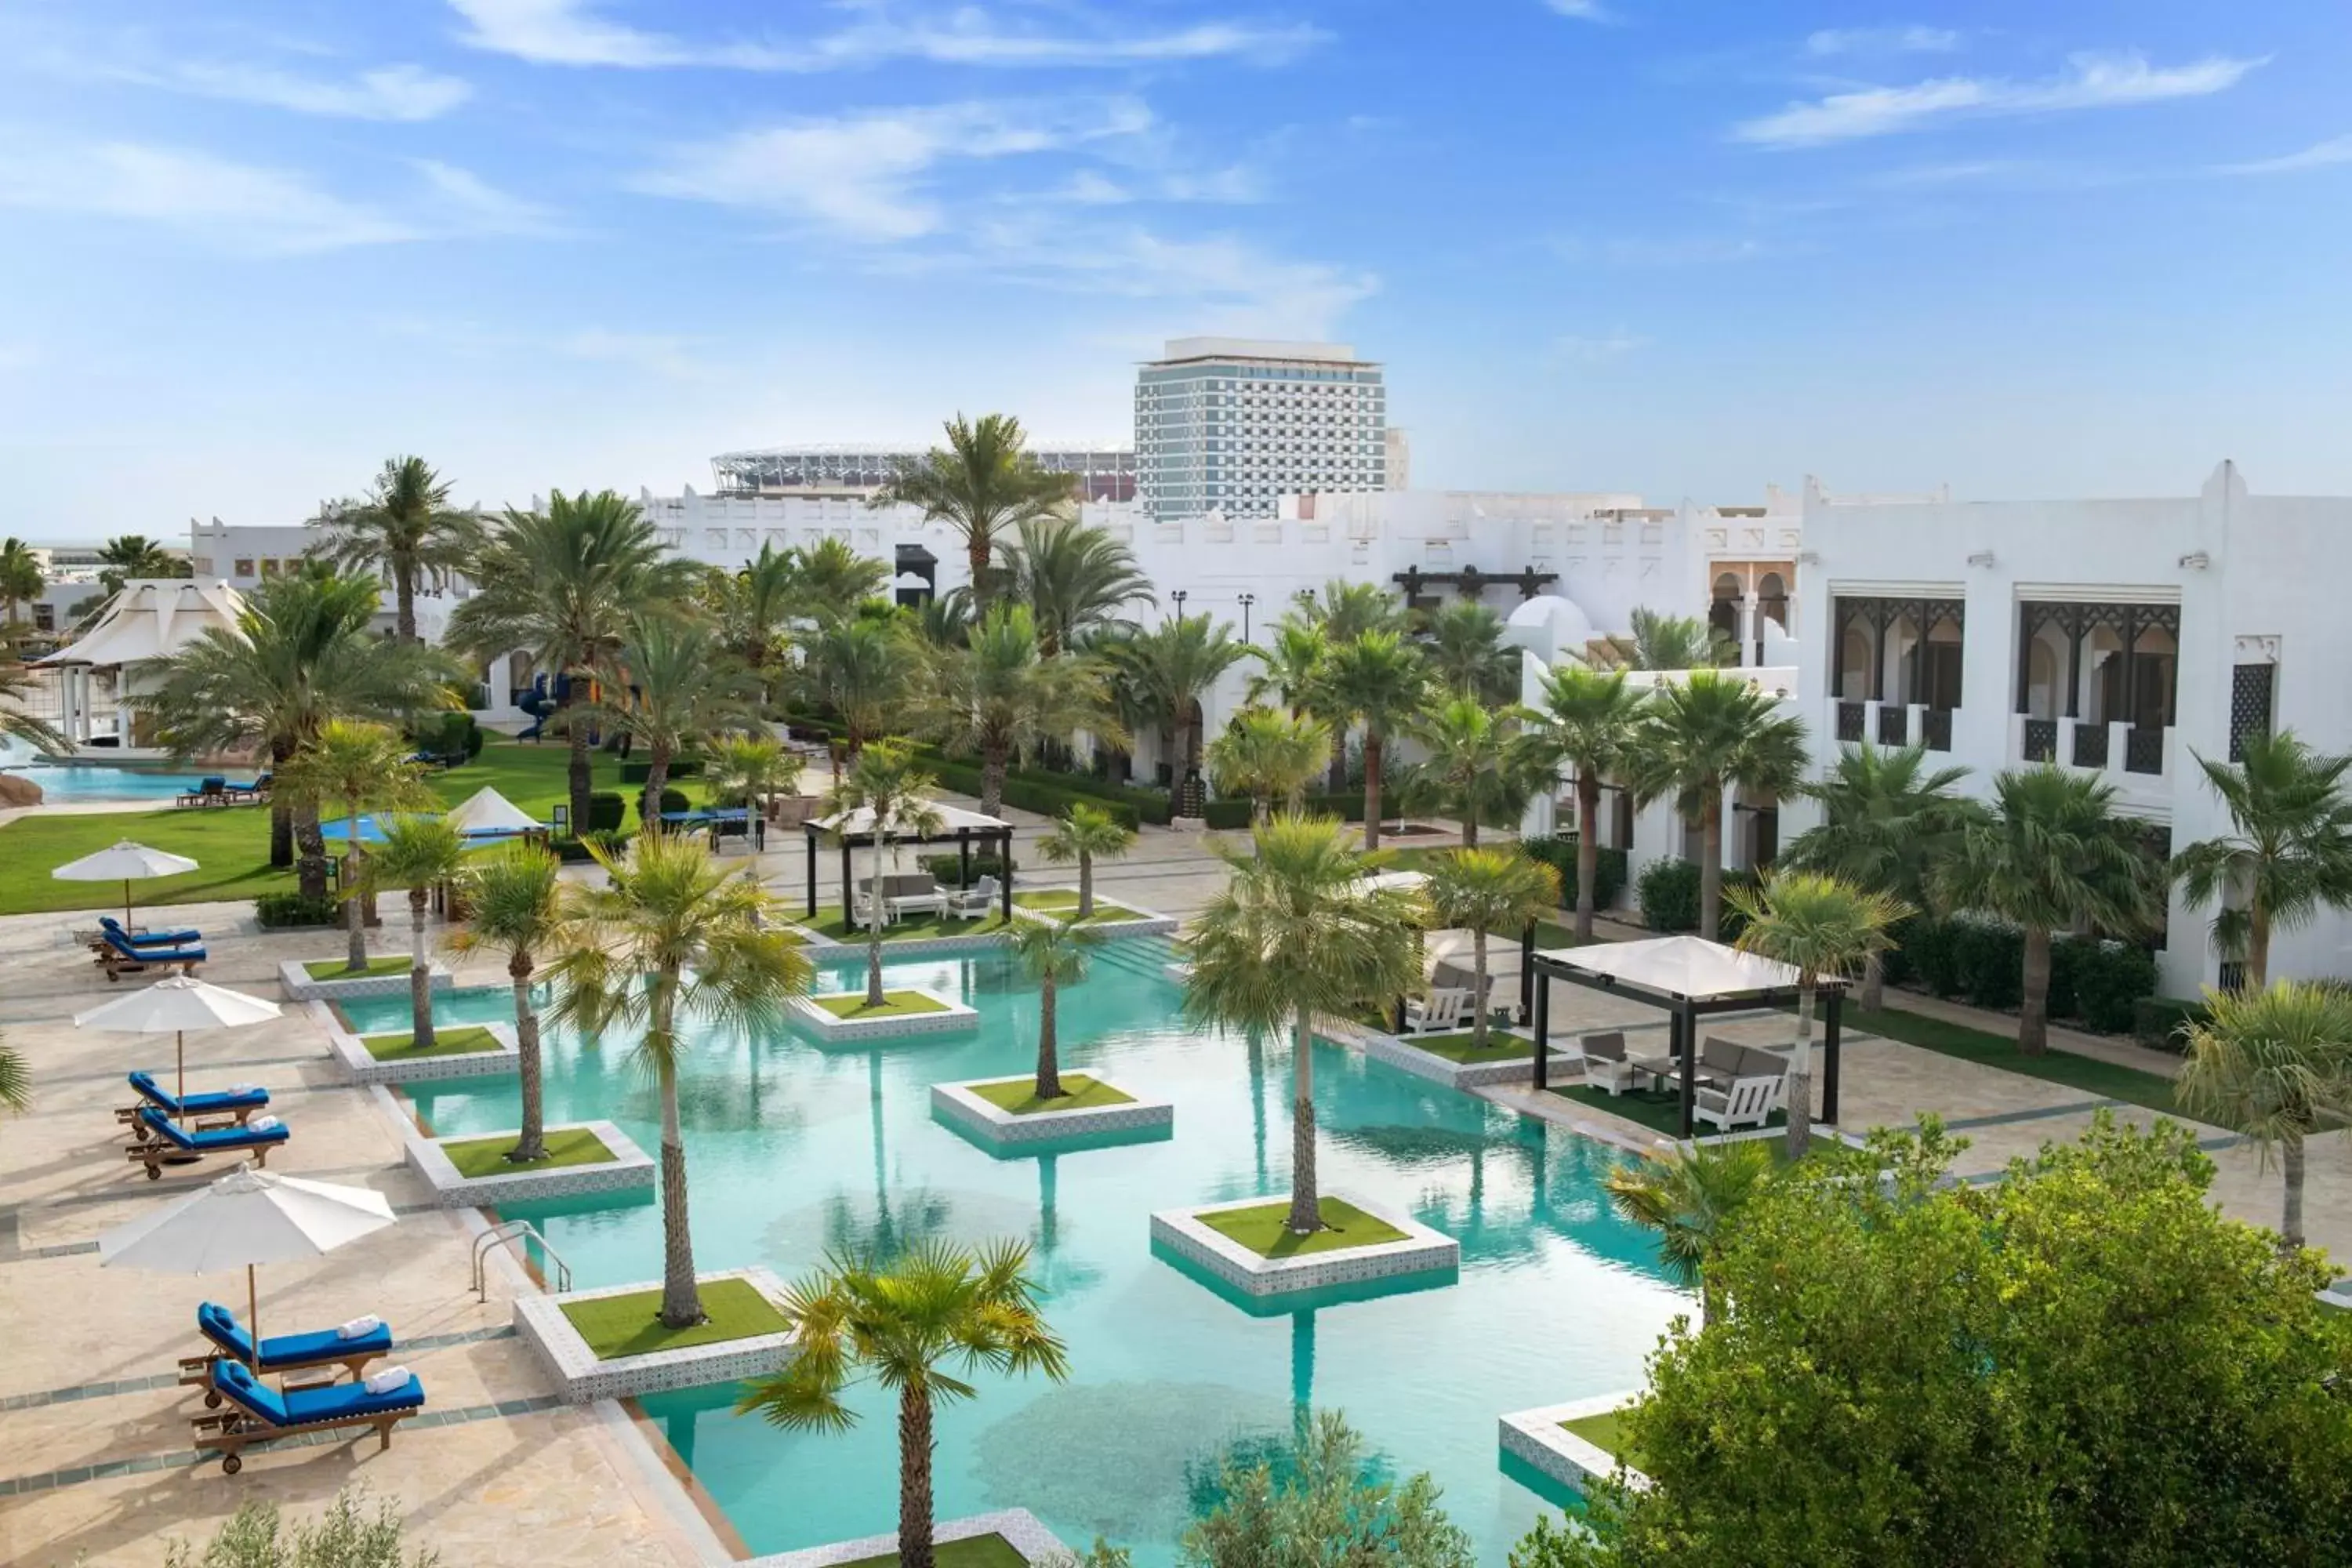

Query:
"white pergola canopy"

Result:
[[816, 802, 1013, 837], [1538, 933, 1823, 1002]]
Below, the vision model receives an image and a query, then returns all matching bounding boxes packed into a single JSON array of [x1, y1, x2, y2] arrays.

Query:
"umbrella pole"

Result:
[[247, 1263, 261, 1372], [176, 1029, 186, 1129], [123, 877, 132, 930]]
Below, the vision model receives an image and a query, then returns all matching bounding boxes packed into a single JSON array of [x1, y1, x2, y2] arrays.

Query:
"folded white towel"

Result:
[[249, 1114, 284, 1133], [362, 1365, 411, 1395], [336, 1315, 383, 1341], [230, 1084, 263, 1096]]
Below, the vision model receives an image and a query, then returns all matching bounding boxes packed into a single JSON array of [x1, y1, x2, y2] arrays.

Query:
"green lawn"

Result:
[[838, 1534, 1027, 1568], [1199, 1196, 1410, 1258], [804, 907, 1009, 942], [438, 1126, 615, 1179], [1403, 1031, 1535, 1064], [359, 1024, 503, 1061], [0, 742, 703, 916], [559, 1277, 789, 1360], [1012, 889, 1145, 924], [1562, 1406, 1637, 1463], [1545, 1080, 1785, 1138], [967, 1073, 1134, 1114], [303, 955, 412, 981], [1846, 1002, 2183, 1116], [812, 990, 948, 1019]]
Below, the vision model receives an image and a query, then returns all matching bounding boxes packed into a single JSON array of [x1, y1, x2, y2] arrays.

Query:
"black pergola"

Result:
[[803, 811, 1018, 924], [1528, 935, 1845, 1138]]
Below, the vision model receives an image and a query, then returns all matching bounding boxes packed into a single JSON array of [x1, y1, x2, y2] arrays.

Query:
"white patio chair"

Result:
[[946, 876, 999, 919], [1692, 1073, 1785, 1133], [1577, 1031, 1637, 1096], [1402, 987, 1470, 1034]]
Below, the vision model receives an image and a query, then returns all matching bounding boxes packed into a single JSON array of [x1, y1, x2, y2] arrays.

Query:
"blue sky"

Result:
[[3, 1, 2348, 536]]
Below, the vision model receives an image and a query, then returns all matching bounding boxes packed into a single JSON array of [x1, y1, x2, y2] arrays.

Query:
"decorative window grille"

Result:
[[2228, 662, 2275, 761]]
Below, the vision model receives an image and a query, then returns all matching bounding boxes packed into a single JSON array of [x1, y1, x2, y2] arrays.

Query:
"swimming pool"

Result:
[[1, 763, 209, 803], [350, 940, 1681, 1563]]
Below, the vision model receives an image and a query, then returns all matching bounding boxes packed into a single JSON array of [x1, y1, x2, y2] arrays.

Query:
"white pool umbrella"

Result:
[[52, 839, 201, 926], [445, 786, 539, 834], [75, 977, 281, 1123], [98, 1167, 394, 1368]]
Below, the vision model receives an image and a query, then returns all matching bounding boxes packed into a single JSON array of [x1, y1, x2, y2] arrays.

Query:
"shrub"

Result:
[[1880, 914, 1923, 989], [1904, 915, 1965, 999], [920, 852, 1011, 888], [2134, 995, 2208, 1052], [1638, 857, 1700, 932], [550, 830, 631, 864], [2069, 940, 2159, 1034], [639, 786, 691, 823], [254, 891, 338, 929], [164, 1484, 437, 1568], [584, 791, 626, 833], [619, 754, 703, 785], [918, 750, 1150, 829], [1951, 916, 2025, 1011], [1203, 797, 1253, 830]]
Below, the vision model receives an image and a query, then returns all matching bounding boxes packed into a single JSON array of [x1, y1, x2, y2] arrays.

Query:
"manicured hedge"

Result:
[[619, 755, 702, 784], [638, 786, 690, 823], [1635, 859, 1757, 939], [550, 830, 632, 864], [585, 791, 626, 833], [1022, 765, 1174, 822], [917, 752, 1148, 830], [1520, 835, 1628, 911], [254, 891, 338, 929], [1202, 792, 1368, 829], [1888, 912, 2161, 1034], [919, 852, 1013, 888], [2134, 996, 2209, 1052]]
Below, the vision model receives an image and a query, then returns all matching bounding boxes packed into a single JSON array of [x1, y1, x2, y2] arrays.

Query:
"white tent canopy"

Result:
[[816, 802, 1012, 837], [38, 579, 247, 669], [1538, 933, 1819, 1002], [445, 786, 539, 833]]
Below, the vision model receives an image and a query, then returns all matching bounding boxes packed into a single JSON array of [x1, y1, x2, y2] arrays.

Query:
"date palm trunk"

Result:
[[1035, 970, 1063, 1099], [341, 813, 368, 972], [507, 949, 546, 1163], [1697, 794, 1723, 942], [1363, 734, 1385, 851], [898, 1385, 938, 1568], [1860, 951, 1886, 1013], [2019, 926, 2053, 1057], [294, 804, 328, 902], [2282, 1129, 2307, 1252], [406, 886, 435, 1049], [980, 742, 1007, 819], [1287, 1009, 1321, 1235], [641, 743, 673, 832], [267, 736, 297, 869], [1076, 851, 1094, 919], [1785, 978, 1816, 1160], [394, 568, 418, 644], [566, 692, 593, 838], [1574, 773, 1602, 942], [866, 841, 889, 1007], [654, 975, 704, 1330], [2248, 902, 2272, 991], [1469, 927, 1490, 1049]]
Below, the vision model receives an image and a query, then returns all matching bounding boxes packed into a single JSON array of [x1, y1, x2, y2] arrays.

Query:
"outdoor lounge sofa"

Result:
[[97, 930, 204, 981], [1577, 1031, 1638, 1095], [181, 1303, 394, 1402], [118, 1072, 269, 1136], [192, 1358, 425, 1475], [128, 1107, 288, 1178]]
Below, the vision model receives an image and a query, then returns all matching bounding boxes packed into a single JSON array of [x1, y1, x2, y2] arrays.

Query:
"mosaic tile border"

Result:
[[277, 957, 454, 1004], [514, 1266, 797, 1404], [1498, 1392, 1649, 1494], [742, 1508, 1068, 1568], [1149, 1191, 1460, 1298], [786, 985, 982, 1043], [405, 1120, 655, 1208], [326, 1019, 521, 1086], [931, 1075, 1174, 1146], [1359, 1025, 1552, 1091]]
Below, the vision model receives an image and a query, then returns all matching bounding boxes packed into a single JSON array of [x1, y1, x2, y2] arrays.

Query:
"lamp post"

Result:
[[1171, 590, 1188, 621], [1238, 592, 1256, 643]]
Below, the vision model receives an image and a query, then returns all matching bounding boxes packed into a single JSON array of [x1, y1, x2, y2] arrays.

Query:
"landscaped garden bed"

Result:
[[514, 1267, 798, 1403], [1009, 889, 1178, 935], [280, 955, 455, 1004], [1498, 1391, 1649, 1494], [326, 1018, 519, 1085], [931, 1072, 1174, 1148], [1150, 1192, 1459, 1298], [405, 1119, 655, 1207], [740, 1509, 1070, 1568], [797, 906, 1016, 956], [787, 985, 981, 1043], [1361, 1025, 1552, 1090]]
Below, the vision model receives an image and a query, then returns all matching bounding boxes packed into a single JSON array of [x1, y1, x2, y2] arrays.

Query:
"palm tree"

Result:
[[1784, 742, 1981, 1009], [546, 833, 811, 1327], [1298, 579, 1407, 641], [590, 615, 763, 825], [869, 414, 1076, 605], [1317, 630, 1430, 851], [1183, 816, 1425, 1233], [362, 817, 469, 1049], [1531, 664, 1649, 942], [1008, 919, 1103, 1099], [1936, 765, 2161, 1056], [448, 841, 564, 1163], [1727, 870, 1907, 1157], [998, 515, 1152, 655], [799, 617, 914, 770], [0, 1030, 27, 1121], [1406, 696, 1548, 848], [275, 720, 434, 972], [737, 1240, 1069, 1568], [1423, 849, 1562, 1049], [1207, 706, 1330, 822], [1419, 601, 1515, 700], [912, 604, 1118, 818], [1037, 802, 1135, 919], [720, 542, 800, 706], [1246, 618, 1330, 716], [143, 571, 456, 890], [1612, 606, 1730, 671], [0, 539, 42, 626], [826, 742, 946, 1006], [447, 491, 702, 834], [792, 536, 891, 619], [1115, 613, 1248, 787], [2171, 730, 2352, 989], [1627, 670, 1809, 940], [1602, 1141, 1776, 1323], [310, 456, 482, 642], [2180, 980, 2352, 1252], [96, 534, 191, 593], [705, 735, 805, 822]]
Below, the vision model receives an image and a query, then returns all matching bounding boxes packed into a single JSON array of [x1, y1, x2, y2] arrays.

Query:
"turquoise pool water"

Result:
[[2, 763, 203, 802], [347, 941, 1682, 1563]]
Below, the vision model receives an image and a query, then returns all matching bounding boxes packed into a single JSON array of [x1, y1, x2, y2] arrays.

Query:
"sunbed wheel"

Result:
[[146, 1165, 161, 1181], [221, 1454, 241, 1475], [203, 1391, 221, 1409]]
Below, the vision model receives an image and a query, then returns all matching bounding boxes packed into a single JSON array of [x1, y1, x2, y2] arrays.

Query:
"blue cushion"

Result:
[[198, 1302, 393, 1367], [107, 931, 205, 962], [140, 1107, 285, 1151], [130, 1072, 267, 1115], [215, 1359, 423, 1425], [101, 917, 203, 946]]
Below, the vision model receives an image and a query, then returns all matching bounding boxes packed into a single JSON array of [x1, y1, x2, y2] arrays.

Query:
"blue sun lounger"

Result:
[[128, 1106, 287, 1178], [96, 929, 204, 981], [180, 1302, 394, 1401], [192, 1358, 425, 1474], [117, 1072, 269, 1136], [98, 915, 204, 949]]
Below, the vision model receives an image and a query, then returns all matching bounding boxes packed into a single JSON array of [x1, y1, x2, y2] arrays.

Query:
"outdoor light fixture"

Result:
[[1238, 591, 1256, 641], [2178, 550, 2211, 570], [1967, 550, 1997, 568]]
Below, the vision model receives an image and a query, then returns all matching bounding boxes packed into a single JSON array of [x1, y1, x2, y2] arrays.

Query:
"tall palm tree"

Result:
[[1784, 742, 1981, 1009], [1727, 870, 1907, 1157], [0, 538, 42, 626], [1036, 802, 1135, 919], [1423, 849, 1561, 1050], [96, 534, 190, 594], [1627, 670, 1809, 940], [1183, 816, 1425, 1233], [911, 604, 1118, 818], [275, 720, 434, 972], [799, 616, 914, 770], [2180, 979, 2352, 1252], [447, 491, 701, 834], [590, 615, 763, 824], [998, 514, 1152, 655], [1602, 1141, 1776, 1323], [1419, 601, 1515, 700], [2171, 730, 2352, 989], [546, 833, 811, 1327], [1114, 613, 1248, 786], [1207, 706, 1330, 822], [1532, 664, 1649, 942], [1936, 765, 2161, 1056], [1246, 617, 1330, 715], [1316, 630, 1430, 851], [1406, 696, 1548, 848], [363, 817, 469, 1050], [737, 1240, 1069, 1568], [826, 742, 946, 1006], [704, 735, 805, 822], [310, 456, 482, 642], [1612, 606, 1730, 671], [448, 841, 564, 1163], [143, 571, 456, 890], [1298, 579, 1407, 641], [793, 536, 891, 619], [1008, 919, 1103, 1099], [869, 414, 1076, 605], [720, 542, 801, 706]]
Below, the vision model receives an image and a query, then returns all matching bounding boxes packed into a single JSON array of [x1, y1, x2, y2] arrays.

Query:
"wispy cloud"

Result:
[[1543, 0, 1613, 22], [0, 141, 419, 253], [1803, 26, 1962, 57], [982, 227, 1377, 339], [1553, 328, 1646, 364], [1044, 164, 1264, 205], [447, 0, 1322, 71], [141, 60, 470, 121], [2220, 133, 2352, 176], [412, 161, 567, 235], [1734, 51, 2263, 148]]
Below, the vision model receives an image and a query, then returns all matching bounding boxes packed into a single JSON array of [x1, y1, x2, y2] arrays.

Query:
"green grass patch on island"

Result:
[[1403, 1031, 1536, 1064], [1842, 1002, 2183, 1116], [967, 1074, 1134, 1114], [1199, 1196, 1410, 1259], [805, 906, 1009, 943], [812, 990, 949, 1020], [560, 1276, 790, 1361], [838, 1534, 1028, 1568], [1012, 889, 1142, 924], [1562, 1406, 1638, 1464], [303, 955, 415, 981], [438, 1126, 615, 1179], [360, 1025, 503, 1062]]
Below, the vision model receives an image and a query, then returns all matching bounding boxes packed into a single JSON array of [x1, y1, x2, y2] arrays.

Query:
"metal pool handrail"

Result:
[[472, 1218, 574, 1301]]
